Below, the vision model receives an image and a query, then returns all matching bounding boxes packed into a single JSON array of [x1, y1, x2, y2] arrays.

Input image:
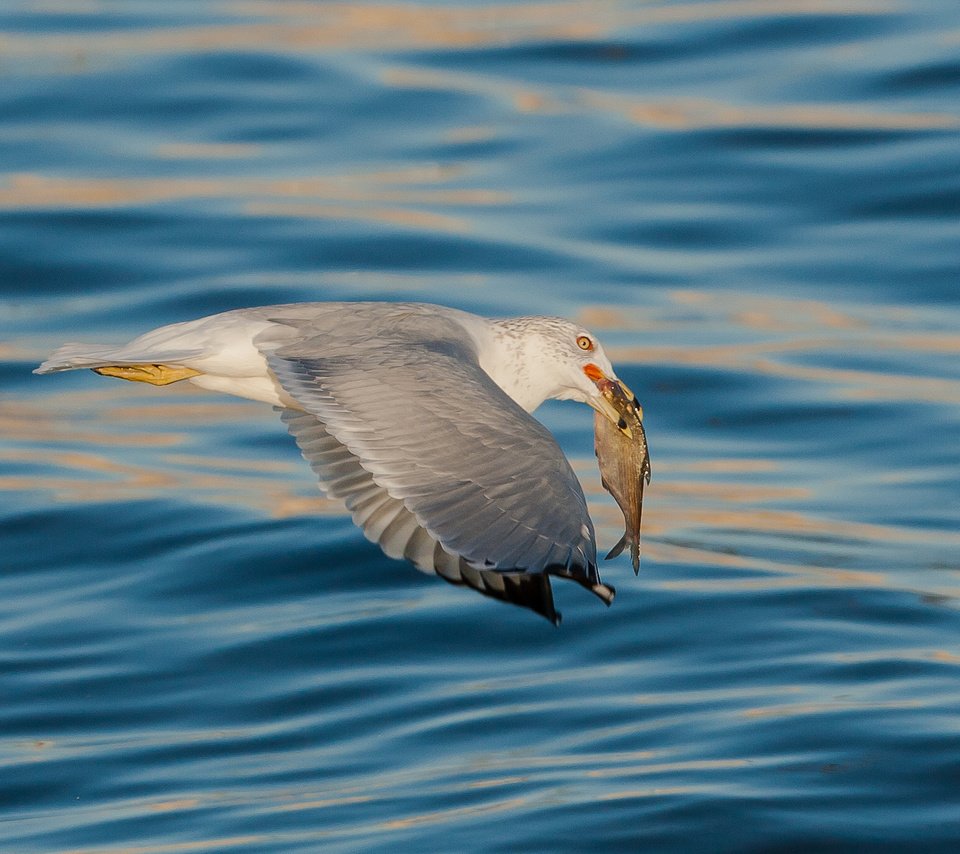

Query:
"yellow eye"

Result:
[[576, 335, 593, 351]]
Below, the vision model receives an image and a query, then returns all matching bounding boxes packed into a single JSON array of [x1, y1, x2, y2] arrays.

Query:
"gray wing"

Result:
[[281, 408, 564, 624], [263, 304, 613, 616]]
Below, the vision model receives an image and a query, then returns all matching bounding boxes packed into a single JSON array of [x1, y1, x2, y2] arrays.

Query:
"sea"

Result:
[[1, 1, 959, 851]]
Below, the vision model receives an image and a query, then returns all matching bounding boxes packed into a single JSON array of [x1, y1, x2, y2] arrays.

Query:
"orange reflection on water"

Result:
[[243, 201, 468, 234], [377, 794, 532, 831], [829, 647, 960, 666], [741, 697, 921, 719], [0, 393, 184, 449], [153, 142, 262, 160], [383, 62, 957, 131], [579, 90, 959, 131], [0, 171, 506, 235], [3, 1, 896, 63], [0, 385, 342, 519]]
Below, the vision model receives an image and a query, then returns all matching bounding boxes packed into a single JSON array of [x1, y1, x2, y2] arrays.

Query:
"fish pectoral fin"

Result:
[[93, 364, 201, 385]]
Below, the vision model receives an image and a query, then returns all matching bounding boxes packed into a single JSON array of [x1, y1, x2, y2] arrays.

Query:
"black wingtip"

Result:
[[596, 581, 616, 607], [545, 563, 615, 609], [449, 564, 561, 625]]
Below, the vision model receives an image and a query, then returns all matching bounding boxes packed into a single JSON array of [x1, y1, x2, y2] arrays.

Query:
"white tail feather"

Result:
[[34, 343, 203, 374]]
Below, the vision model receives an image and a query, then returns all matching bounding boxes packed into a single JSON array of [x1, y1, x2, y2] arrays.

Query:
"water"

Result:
[[2, 1, 959, 850]]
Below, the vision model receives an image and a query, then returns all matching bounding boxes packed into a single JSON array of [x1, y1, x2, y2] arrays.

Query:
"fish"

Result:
[[593, 380, 651, 574]]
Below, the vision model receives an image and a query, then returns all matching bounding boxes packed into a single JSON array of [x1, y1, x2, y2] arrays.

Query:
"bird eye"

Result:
[[576, 335, 594, 351]]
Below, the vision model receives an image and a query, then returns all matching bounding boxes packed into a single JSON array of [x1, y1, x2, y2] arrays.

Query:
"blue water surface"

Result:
[[2, 1, 959, 851]]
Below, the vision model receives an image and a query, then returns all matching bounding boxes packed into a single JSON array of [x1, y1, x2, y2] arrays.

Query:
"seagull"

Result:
[[36, 301, 636, 624]]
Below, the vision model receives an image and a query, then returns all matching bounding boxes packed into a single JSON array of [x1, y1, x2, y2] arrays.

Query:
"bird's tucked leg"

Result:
[[92, 364, 201, 385]]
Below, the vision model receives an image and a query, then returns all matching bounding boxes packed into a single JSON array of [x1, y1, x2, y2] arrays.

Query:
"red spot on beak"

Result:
[[583, 363, 605, 382], [585, 363, 618, 394]]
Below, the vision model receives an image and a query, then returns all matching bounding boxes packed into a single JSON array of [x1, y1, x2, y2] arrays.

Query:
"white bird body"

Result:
[[36, 301, 629, 624]]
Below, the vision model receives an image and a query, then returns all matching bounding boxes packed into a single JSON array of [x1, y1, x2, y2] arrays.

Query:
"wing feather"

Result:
[[280, 407, 567, 622]]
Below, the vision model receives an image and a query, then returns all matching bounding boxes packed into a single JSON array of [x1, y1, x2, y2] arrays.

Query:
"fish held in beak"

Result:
[[584, 364, 642, 436], [592, 376, 651, 575]]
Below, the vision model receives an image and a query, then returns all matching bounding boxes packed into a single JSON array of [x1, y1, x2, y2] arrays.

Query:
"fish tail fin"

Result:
[[605, 535, 642, 575]]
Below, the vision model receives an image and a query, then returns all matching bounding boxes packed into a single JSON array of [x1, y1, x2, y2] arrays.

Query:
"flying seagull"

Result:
[[36, 301, 636, 624]]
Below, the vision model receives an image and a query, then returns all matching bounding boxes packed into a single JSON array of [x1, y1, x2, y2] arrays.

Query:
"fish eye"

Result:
[[576, 335, 594, 351]]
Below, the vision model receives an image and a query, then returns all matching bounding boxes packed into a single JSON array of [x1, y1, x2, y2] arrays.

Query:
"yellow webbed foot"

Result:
[[92, 364, 201, 385]]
